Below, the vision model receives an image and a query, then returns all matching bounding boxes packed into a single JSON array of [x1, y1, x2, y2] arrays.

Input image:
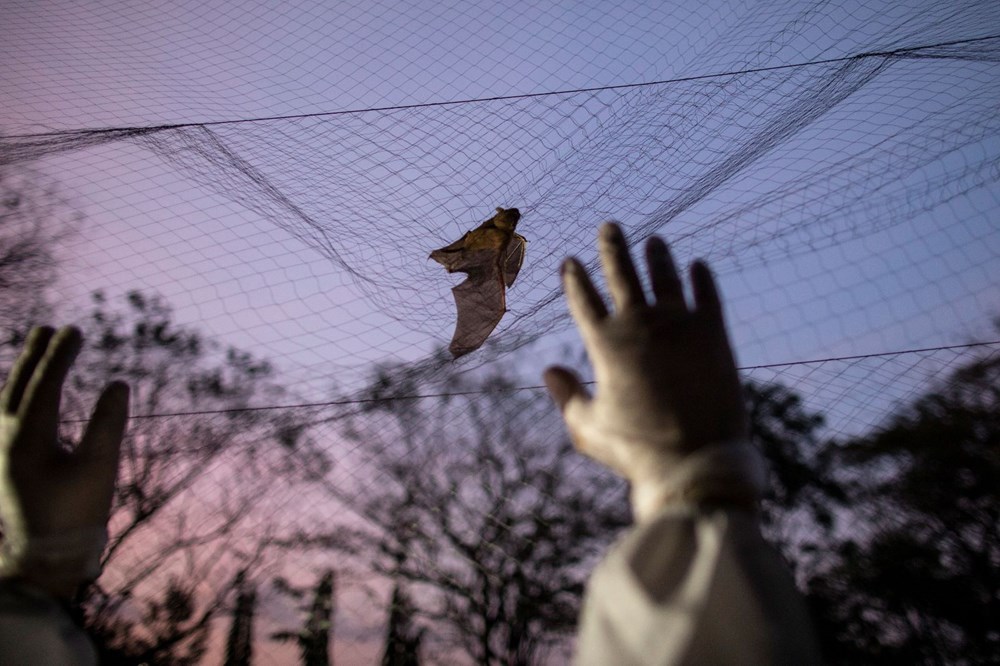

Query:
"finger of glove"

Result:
[[599, 223, 646, 312], [690, 261, 724, 322], [18, 327, 82, 445], [562, 258, 607, 334], [646, 237, 687, 310], [0, 326, 55, 414], [78, 380, 129, 501]]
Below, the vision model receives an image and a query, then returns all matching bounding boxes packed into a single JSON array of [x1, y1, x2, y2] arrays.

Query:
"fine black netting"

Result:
[[2, 0, 999, 663], [4, 40, 997, 389]]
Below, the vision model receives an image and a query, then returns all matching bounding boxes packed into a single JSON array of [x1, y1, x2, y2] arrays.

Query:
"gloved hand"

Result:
[[0, 326, 129, 600], [545, 224, 765, 522]]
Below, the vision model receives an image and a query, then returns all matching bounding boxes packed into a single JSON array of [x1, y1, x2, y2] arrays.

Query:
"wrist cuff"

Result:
[[0, 527, 108, 590], [631, 440, 766, 522]]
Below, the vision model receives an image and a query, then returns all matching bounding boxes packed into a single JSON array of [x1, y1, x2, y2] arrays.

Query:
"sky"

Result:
[[3, 1, 997, 389], [2, 0, 1000, 662]]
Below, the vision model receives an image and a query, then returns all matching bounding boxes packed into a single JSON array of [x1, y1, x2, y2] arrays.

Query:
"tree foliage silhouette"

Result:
[[333, 364, 629, 665], [381, 579, 424, 666], [33, 290, 328, 663], [807, 346, 1000, 664], [272, 569, 336, 666], [0, 166, 76, 345], [223, 569, 257, 666]]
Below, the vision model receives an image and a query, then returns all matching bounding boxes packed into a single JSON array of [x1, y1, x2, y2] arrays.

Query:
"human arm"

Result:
[[546, 224, 819, 664], [0, 326, 129, 662], [544, 223, 763, 520]]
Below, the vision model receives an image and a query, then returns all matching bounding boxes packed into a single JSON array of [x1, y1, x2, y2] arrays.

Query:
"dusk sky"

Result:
[[3, 1, 997, 402], [3, 0, 999, 662]]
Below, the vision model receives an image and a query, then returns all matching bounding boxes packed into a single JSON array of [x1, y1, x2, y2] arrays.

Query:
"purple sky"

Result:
[[4, 1, 996, 397]]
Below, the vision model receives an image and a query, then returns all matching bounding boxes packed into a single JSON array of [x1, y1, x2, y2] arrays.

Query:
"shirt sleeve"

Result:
[[575, 507, 821, 665], [0, 579, 97, 666]]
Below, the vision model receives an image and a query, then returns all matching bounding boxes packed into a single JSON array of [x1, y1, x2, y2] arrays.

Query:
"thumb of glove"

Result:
[[544, 366, 624, 472], [543, 366, 588, 412]]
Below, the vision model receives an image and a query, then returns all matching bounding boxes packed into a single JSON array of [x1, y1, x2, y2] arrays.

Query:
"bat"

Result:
[[429, 207, 526, 357]]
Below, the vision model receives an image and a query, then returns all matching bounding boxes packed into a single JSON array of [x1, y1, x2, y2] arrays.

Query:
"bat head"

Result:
[[492, 207, 521, 231]]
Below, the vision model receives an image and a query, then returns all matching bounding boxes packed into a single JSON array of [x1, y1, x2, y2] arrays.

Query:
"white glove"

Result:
[[545, 224, 765, 522], [0, 326, 129, 599]]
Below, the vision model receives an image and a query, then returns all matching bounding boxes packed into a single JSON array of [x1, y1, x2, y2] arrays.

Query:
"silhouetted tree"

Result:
[[0, 166, 76, 344], [273, 569, 336, 666], [0, 169, 333, 662], [745, 379, 845, 576], [17, 290, 329, 663], [808, 347, 1000, 664], [333, 365, 629, 666], [90, 579, 210, 666], [381, 561, 423, 666], [224, 569, 257, 666]]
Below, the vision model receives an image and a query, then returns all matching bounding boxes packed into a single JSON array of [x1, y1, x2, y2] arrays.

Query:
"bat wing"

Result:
[[429, 232, 474, 273], [503, 233, 526, 287], [447, 249, 506, 357]]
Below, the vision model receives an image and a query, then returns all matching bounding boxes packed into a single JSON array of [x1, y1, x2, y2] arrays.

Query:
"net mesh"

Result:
[[2, 0, 999, 662]]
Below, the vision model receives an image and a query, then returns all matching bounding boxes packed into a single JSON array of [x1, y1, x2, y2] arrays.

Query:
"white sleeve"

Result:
[[575, 507, 821, 665], [0, 580, 97, 666]]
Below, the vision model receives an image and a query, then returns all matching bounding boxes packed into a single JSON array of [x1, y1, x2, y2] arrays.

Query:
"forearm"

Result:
[[576, 506, 821, 665], [0, 526, 105, 661], [0, 578, 97, 665]]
